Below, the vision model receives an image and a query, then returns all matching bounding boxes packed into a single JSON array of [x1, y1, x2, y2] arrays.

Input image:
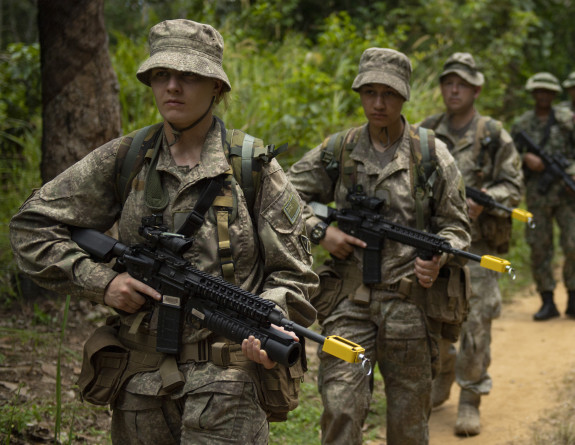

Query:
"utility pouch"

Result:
[[254, 358, 305, 422], [425, 265, 470, 340], [479, 213, 513, 254], [311, 261, 346, 323], [77, 324, 129, 405]]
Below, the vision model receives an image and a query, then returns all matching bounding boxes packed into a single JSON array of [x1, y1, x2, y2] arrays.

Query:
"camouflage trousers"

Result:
[[110, 361, 269, 445], [318, 289, 435, 445], [436, 251, 501, 395], [525, 185, 575, 292]]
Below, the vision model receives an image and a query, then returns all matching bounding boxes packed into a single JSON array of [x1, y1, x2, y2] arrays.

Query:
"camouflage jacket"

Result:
[[419, 112, 524, 244], [9, 119, 318, 336], [286, 118, 471, 286], [511, 106, 575, 203]]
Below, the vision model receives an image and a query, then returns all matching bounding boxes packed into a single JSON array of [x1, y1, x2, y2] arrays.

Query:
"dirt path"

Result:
[[429, 280, 575, 445]]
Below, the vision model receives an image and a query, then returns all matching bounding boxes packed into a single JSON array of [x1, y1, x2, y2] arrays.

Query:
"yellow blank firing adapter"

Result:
[[511, 208, 536, 228], [323, 335, 372, 375], [480, 255, 516, 280]]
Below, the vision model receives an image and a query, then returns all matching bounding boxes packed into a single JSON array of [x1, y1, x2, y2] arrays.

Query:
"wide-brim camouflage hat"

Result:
[[352, 48, 412, 101], [563, 71, 575, 89], [525, 72, 561, 93], [137, 19, 231, 92], [439, 52, 484, 86]]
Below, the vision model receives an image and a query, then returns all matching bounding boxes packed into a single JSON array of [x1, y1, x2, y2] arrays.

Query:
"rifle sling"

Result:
[[176, 175, 225, 238]]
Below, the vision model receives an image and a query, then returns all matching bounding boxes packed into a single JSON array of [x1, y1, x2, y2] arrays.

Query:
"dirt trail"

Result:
[[429, 280, 575, 445]]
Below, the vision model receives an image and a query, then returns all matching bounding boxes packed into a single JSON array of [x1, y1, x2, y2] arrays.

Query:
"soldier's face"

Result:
[[440, 74, 480, 115], [150, 68, 222, 128], [359, 84, 405, 130], [532, 89, 556, 109]]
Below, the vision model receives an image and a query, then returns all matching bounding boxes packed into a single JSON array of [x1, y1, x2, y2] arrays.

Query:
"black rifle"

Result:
[[310, 188, 515, 285], [514, 130, 575, 194], [465, 186, 535, 228], [71, 217, 371, 373]]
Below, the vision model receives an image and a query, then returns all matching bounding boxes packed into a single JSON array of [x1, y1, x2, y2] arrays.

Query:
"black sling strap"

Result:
[[176, 175, 225, 237]]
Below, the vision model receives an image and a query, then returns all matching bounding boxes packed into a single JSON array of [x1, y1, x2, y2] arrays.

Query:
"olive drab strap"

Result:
[[409, 126, 438, 230], [115, 123, 164, 205], [319, 127, 361, 188], [476, 117, 502, 169]]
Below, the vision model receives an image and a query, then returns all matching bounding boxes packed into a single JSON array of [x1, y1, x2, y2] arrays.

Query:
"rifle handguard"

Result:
[[511, 208, 536, 228], [480, 255, 516, 279], [323, 335, 372, 375]]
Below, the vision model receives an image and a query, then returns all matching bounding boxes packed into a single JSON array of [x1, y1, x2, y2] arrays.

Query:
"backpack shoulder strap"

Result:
[[115, 123, 164, 205], [409, 126, 438, 230], [320, 127, 362, 187], [476, 116, 502, 168], [224, 128, 286, 212]]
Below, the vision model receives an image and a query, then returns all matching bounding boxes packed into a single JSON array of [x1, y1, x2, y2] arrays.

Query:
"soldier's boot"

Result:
[[454, 389, 481, 437], [533, 291, 560, 321], [431, 367, 456, 408], [566, 290, 575, 318]]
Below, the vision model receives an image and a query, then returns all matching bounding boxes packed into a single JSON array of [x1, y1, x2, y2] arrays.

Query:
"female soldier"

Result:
[[10, 19, 317, 444], [287, 48, 471, 445]]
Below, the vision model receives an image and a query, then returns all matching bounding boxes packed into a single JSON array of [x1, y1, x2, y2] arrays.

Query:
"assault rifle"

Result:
[[310, 187, 515, 284], [465, 186, 535, 228], [71, 216, 371, 374], [514, 130, 575, 194]]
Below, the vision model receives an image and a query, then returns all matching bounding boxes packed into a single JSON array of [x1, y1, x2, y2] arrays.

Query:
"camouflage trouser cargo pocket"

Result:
[[425, 265, 471, 342], [311, 262, 346, 324], [77, 325, 129, 405]]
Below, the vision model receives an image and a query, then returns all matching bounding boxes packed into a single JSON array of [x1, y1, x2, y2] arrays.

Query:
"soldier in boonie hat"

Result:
[[352, 47, 412, 100], [137, 19, 231, 92], [525, 72, 562, 93], [439, 52, 484, 87]]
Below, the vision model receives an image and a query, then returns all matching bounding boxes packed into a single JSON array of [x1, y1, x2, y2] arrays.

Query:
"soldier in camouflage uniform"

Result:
[[9, 19, 317, 445], [511, 72, 575, 322], [418, 53, 524, 437], [287, 48, 471, 445], [559, 72, 575, 111]]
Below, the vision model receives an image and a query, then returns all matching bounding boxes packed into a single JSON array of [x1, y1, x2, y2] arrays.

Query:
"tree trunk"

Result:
[[37, 0, 121, 183]]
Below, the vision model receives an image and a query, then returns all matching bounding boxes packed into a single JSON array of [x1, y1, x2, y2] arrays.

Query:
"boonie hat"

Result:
[[137, 19, 231, 92], [439, 52, 484, 87], [525, 72, 561, 93], [562, 71, 575, 89], [352, 48, 412, 101]]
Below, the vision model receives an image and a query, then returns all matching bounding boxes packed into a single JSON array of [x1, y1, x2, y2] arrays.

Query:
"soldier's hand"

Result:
[[523, 152, 545, 172], [467, 188, 486, 220], [414, 255, 441, 289], [321, 226, 366, 260], [242, 326, 299, 369], [104, 272, 161, 313]]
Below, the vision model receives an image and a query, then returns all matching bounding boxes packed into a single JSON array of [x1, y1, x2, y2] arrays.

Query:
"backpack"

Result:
[[320, 125, 438, 230], [419, 114, 512, 253], [111, 121, 302, 422]]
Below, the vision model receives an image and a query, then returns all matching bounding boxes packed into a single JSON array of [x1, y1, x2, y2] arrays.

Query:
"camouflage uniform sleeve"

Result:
[[285, 143, 336, 235], [9, 140, 123, 304], [483, 128, 524, 213], [253, 158, 318, 328], [430, 139, 472, 266]]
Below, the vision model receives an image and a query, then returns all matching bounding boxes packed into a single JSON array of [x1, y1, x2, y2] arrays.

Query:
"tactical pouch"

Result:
[[479, 213, 513, 254], [425, 265, 470, 341], [77, 324, 130, 405], [254, 359, 305, 422], [310, 261, 346, 323]]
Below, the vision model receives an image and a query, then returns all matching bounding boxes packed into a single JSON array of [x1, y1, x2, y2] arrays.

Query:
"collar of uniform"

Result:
[[155, 118, 232, 184], [350, 117, 412, 179]]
